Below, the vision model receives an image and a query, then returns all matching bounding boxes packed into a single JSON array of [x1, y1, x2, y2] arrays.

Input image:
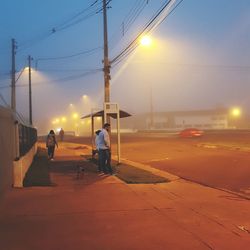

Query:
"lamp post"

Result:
[[230, 107, 242, 129]]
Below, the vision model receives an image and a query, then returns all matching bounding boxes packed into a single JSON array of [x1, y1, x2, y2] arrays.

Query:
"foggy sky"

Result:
[[0, 0, 249, 134]]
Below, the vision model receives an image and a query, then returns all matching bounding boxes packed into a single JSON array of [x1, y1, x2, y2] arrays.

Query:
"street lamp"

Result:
[[140, 35, 152, 47], [230, 107, 242, 129], [231, 107, 241, 117], [13, 56, 33, 125]]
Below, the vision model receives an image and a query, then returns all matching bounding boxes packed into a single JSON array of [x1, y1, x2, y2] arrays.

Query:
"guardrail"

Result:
[[19, 124, 37, 157]]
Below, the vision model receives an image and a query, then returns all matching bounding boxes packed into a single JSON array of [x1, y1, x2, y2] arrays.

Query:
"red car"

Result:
[[179, 128, 204, 138]]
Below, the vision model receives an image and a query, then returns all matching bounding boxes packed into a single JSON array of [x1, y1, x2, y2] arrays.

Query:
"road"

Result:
[[65, 132, 250, 197]]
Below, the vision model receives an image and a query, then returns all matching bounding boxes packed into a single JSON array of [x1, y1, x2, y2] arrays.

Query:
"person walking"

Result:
[[98, 123, 112, 174], [46, 130, 58, 160]]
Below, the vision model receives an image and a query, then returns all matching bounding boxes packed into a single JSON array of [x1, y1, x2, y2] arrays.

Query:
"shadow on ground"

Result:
[[23, 149, 100, 187], [23, 148, 52, 187]]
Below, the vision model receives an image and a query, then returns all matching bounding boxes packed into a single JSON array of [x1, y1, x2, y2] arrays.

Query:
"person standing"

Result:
[[98, 123, 112, 174], [59, 128, 65, 141], [94, 130, 102, 172], [46, 130, 58, 160]]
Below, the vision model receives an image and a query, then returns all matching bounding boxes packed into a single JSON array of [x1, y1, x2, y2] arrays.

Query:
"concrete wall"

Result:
[[0, 106, 38, 200], [13, 143, 37, 187], [0, 107, 16, 199]]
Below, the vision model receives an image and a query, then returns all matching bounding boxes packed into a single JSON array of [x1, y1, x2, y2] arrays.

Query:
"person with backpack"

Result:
[[46, 130, 58, 160]]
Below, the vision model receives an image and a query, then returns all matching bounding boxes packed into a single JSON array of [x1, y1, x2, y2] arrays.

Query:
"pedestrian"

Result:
[[59, 128, 65, 141], [98, 123, 113, 174], [93, 129, 102, 172], [46, 130, 58, 160], [93, 129, 101, 157]]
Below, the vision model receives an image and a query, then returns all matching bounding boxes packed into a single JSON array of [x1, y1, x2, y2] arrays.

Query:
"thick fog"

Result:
[[0, 0, 249, 134]]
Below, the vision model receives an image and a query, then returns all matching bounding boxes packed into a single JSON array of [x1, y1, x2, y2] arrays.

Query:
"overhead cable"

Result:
[[111, 0, 184, 67]]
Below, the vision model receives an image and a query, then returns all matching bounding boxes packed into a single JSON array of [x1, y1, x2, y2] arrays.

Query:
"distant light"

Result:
[[69, 103, 73, 107], [231, 108, 241, 117], [140, 35, 152, 47], [96, 117, 101, 121], [61, 117, 66, 122], [82, 95, 87, 99], [56, 128, 61, 133], [72, 113, 78, 119]]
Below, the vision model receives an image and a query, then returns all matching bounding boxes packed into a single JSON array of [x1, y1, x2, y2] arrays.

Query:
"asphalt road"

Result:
[[64, 132, 250, 197]]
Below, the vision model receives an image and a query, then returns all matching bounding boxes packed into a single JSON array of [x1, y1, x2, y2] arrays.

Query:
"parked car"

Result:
[[179, 128, 204, 138]]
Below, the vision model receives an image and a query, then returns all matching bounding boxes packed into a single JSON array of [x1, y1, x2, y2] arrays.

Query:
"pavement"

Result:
[[0, 142, 250, 250]]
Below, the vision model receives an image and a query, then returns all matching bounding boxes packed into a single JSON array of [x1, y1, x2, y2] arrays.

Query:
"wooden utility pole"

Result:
[[150, 84, 154, 129], [11, 38, 17, 111], [103, 0, 111, 123], [28, 55, 33, 125]]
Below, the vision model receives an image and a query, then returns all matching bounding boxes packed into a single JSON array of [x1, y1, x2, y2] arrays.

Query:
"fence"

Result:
[[19, 124, 37, 158]]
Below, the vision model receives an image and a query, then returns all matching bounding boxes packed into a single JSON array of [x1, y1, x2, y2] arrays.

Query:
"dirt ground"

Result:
[[59, 131, 250, 197]]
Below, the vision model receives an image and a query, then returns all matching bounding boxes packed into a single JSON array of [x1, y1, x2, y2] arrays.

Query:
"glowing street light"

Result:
[[140, 35, 152, 47], [61, 117, 67, 122], [72, 113, 79, 119], [231, 107, 241, 117], [82, 95, 88, 100]]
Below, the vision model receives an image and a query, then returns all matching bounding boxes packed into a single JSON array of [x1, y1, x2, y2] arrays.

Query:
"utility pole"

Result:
[[150, 84, 154, 129], [11, 38, 17, 111], [102, 0, 111, 123], [28, 55, 33, 125]]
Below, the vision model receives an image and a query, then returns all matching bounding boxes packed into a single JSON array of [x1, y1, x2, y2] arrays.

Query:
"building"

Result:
[[121, 108, 229, 131]]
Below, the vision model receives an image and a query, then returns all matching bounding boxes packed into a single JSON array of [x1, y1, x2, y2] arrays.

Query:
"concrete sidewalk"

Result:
[[0, 143, 250, 250]]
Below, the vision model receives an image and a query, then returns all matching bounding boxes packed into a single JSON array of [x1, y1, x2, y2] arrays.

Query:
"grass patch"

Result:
[[87, 156, 169, 184], [23, 147, 52, 187], [115, 164, 169, 184]]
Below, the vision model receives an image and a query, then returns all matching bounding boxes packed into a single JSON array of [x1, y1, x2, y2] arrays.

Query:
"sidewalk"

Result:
[[0, 142, 250, 250]]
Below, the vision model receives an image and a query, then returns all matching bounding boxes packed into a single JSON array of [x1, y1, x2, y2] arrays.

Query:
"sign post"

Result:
[[104, 102, 121, 163]]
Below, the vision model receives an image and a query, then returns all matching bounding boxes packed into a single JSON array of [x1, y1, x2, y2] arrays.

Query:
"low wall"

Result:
[[13, 142, 37, 188], [0, 107, 16, 200]]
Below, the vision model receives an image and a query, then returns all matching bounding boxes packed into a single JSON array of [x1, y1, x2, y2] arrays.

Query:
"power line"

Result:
[[18, 1, 104, 51], [53, 0, 101, 31], [13, 68, 103, 87], [35, 47, 102, 66], [109, 0, 148, 50], [111, 0, 184, 66], [35, 68, 101, 73], [123, 0, 148, 35], [111, 0, 173, 64]]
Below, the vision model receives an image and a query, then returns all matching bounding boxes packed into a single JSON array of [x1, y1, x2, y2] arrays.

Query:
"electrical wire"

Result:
[[14, 68, 102, 87], [53, 0, 101, 31], [111, 0, 184, 67], [123, 0, 148, 35], [109, 0, 148, 50], [111, 0, 173, 64], [35, 47, 102, 63], [18, 0, 104, 51]]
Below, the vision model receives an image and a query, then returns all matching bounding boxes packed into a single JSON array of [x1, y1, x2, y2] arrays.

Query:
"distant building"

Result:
[[121, 108, 229, 131]]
